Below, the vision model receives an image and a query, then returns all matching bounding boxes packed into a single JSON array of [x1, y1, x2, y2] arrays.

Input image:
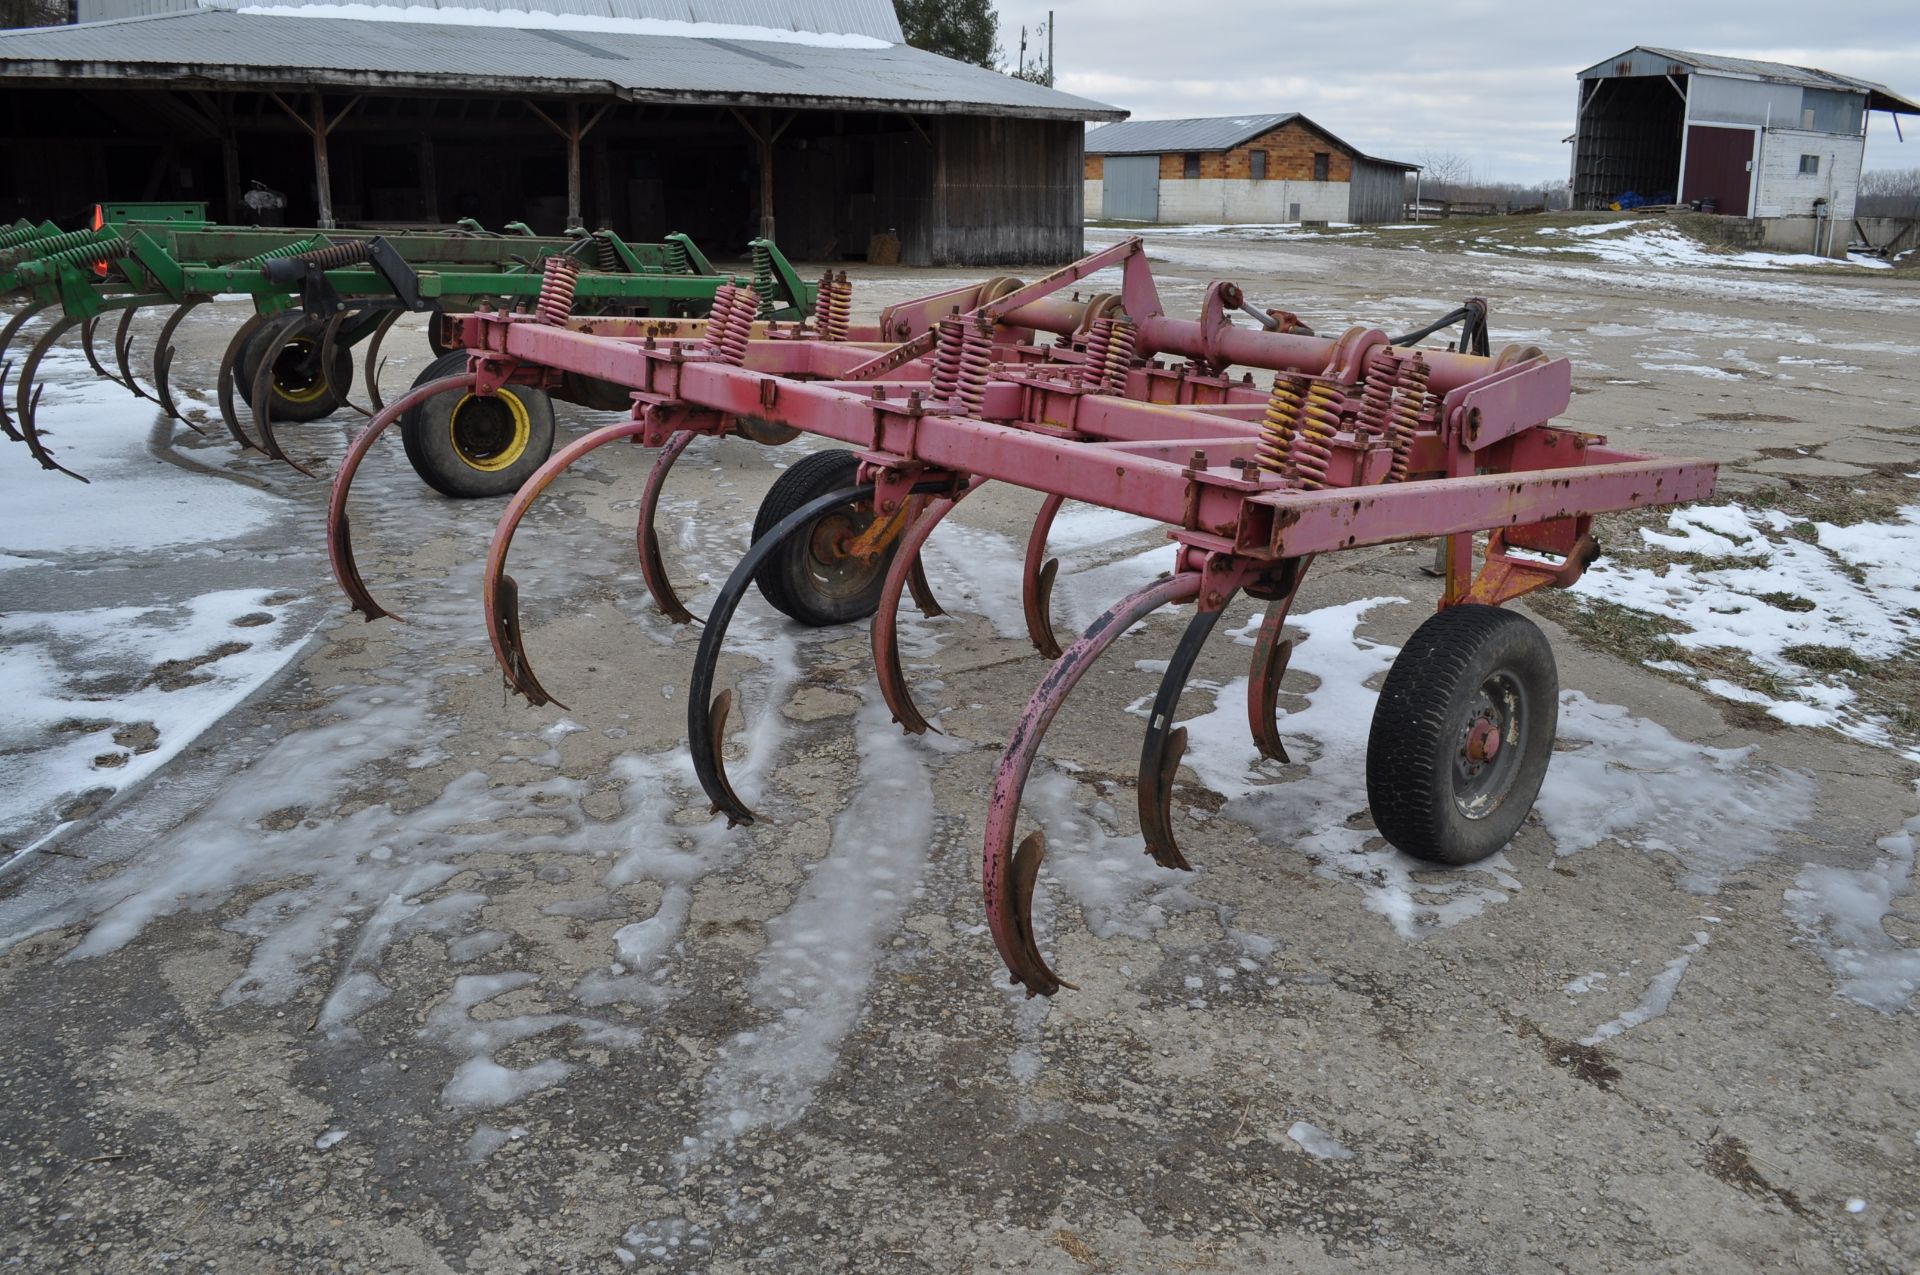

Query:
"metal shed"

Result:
[[0, 0, 1124, 266], [1082, 113, 1416, 225], [1571, 45, 1920, 255]]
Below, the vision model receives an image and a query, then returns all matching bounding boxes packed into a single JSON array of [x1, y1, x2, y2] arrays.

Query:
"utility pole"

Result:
[[1047, 10, 1054, 87]]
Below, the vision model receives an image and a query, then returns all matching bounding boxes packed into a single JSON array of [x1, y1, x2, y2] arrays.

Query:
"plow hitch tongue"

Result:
[[314, 235, 1717, 993]]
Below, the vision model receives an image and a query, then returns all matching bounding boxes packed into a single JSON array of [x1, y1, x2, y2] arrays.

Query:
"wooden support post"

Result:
[[221, 124, 241, 224], [268, 90, 361, 230], [729, 107, 795, 241], [528, 99, 613, 232], [310, 92, 334, 229]]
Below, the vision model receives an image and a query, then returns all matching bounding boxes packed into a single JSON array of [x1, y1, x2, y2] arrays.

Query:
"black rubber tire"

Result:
[[1365, 604, 1558, 866], [237, 313, 352, 422], [426, 310, 458, 357], [749, 449, 890, 626], [397, 350, 556, 498]]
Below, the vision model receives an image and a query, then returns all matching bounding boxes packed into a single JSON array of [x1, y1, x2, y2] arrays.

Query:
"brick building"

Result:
[[1084, 113, 1415, 225]]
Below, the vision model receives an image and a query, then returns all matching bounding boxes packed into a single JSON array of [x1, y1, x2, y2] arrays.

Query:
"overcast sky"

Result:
[[992, 1, 1920, 183]]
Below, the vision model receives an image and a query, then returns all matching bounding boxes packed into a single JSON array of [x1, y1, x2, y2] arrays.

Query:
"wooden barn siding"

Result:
[[1348, 158, 1409, 223], [931, 116, 1083, 266]]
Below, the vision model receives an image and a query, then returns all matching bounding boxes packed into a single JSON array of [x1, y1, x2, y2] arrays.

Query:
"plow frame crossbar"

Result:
[[458, 238, 1713, 574]]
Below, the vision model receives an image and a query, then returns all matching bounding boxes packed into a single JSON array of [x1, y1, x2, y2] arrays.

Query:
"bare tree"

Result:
[[0, 0, 67, 26], [1417, 151, 1472, 198], [1858, 169, 1920, 218]]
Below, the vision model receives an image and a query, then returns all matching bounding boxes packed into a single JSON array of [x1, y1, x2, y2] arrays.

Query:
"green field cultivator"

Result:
[[0, 203, 818, 493]]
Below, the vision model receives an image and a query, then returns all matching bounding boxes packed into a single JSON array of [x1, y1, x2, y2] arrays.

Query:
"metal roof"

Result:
[[1579, 46, 1920, 115], [1084, 111, 1418, 169], [0, 9, 1124, 120], [1085, 113, 1298, 155]]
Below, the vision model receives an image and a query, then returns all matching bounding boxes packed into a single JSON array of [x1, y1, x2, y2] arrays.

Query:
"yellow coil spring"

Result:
[[535, 254, 580, 325], [1101, 318, 1137, 394], [821, 271, 852, 341], [1387, 353, 1429, 483], [1287, 381, 1341, 490], [1256, 374, 1307, 476]]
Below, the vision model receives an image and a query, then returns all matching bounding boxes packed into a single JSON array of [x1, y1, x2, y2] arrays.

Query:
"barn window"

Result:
[[1250, 150, 1268, 180], [1798, 154, 1820, 175], [1183, 153, 1202, 179], [1313, 152, 1330, 182]]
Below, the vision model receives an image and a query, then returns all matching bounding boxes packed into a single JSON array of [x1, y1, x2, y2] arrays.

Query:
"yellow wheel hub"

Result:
[[272, 337, 331, 405], [448, 390, 532, 472]]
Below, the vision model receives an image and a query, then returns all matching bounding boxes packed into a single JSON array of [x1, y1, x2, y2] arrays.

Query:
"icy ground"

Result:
[[5, 452, 1914, 1200], [0, 340, 325, 858]]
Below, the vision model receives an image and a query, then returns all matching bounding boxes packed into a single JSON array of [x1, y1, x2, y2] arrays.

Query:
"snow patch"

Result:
[[1580, 931, 1711, 1045], [1287, 1121, 1354, 1160], [1784, 813, 1920, 1013], [230, 3, 893, 46]]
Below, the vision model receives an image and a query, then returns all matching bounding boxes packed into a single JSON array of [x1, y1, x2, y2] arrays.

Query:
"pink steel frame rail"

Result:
[[325, 237, 1717, 995]]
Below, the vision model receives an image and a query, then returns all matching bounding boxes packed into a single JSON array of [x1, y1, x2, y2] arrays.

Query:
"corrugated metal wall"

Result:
[[75, 0, 905, 40], [1347, 159, 1407, 224]]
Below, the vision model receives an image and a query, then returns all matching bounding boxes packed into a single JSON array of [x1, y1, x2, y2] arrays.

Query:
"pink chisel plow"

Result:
[[326, 238, 1717, 995]]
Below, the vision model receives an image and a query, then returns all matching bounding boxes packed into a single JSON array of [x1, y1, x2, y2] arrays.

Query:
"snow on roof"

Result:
[[231, 2, 892, 47]]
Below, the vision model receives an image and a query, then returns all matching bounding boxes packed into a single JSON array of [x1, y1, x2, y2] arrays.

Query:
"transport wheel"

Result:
[[237, 313, 352, 422], [1365, 604, 1558, 865], [398, 350, 556, 499], [750, 449, 892, 626]]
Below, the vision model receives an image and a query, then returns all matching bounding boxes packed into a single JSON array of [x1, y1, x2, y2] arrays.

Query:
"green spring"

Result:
[[0, 225, 111, 268], [226, 237, 323, 270], [14, 230, 130, 280], [663, 240, 689, 274], [0, 222, 53, 252], [750, 243, 775, 319]]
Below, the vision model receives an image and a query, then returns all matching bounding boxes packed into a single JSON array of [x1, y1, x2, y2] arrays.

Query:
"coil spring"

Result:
[[535, 254, 581, 325], [1101, 318, 1137, 395], [705, 283, 739, 354], [1079, 317, 1114, 391], [955, 317, 992, 418], [16, 237, 132, 283], [664, 239, 690, 274], [1287, 381, 1341, 490], [2, 226, 114, 268], [0, 223, 52, 252], [1356, 348, 1399, 438], [297, 240, 374, 272], [227, 238, 323, 271], [819, 271, 852, 341], [750, 243, 776, 319], [1387, 353, 1429, 483], [931, 315, 965, 406], [718, 285, 758, 364], [591, 233, 620, 272], [1256, 374, 1307, 477]]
